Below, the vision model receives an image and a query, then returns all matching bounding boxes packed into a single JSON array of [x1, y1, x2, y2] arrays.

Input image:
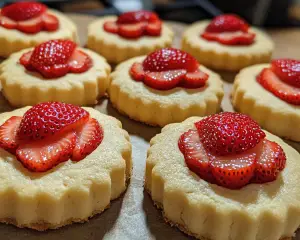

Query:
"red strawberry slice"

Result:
[[130, 62, 145, 81], [201, 31, 255, 45], [179, 129, 215, 182], [205, 14, 249, 33], [20, 39, 77, 78], [195, 112, 265, 156], [17, 17, 43, 34], [103, 21, 119, 33], [68, 50, 93, 73], [0, 116, 22, 154], [117, 10, 159, 24], [18, 102, 89, 142], [144, 69, 187, 90], [72, 118, 103, 161], [271, 59, 300, 88], [180, 70, 209, 88], [19, 51, 32, 67], [1, 2, 46, 22], [252, 139, 286, 183], [42, 13, 59, 31], [143, 48, 199, 72], [257, 68, 300, 105], [16, 131, 76, 172], [118, 23, 146, 39], [0, 15, 17, 29], [145, 21, 162, 36], [210, 149, 256, 189]]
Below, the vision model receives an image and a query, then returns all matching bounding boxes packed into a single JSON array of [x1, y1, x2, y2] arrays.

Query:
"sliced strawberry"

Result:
[[130, 62, 145, 81], [210, 149, 256, 189], [144, 69, 187, 90], [19, 51, 32, 67], [0, 15, 17, 29], [16, 131, 76, 172], [205, 14, 249, 33], [145, 21, 162, 36], [18, 102, 89, 141], [180, 70, 209, 88], [143, 48, 199, 72], [68, 50, 92, 73], [103, 21, 119, 33], [252, 139, 286, 183], [257, 68, 300, 105], [195, 112, 265, 156], [42, 13, 59, 31], [1, 2, 46, 22], [117, 10, 159, 24], [17, 16, 43, 34], [72, 118, 103, 161], [118, 23, 146, 39], [201, 31, 255, 45], [0, 116, 22, 154], [271, 59, 300, 88], [179, 129, 214, 182]]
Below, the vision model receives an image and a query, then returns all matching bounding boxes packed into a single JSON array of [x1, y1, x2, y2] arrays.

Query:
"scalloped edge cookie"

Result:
[[0, 48, 111, 107], [87, 16, 174, 64], [108, 56, 224, 127], [145, 116, 300, 240], [232, 64, 300, 142], [0, 9, 78, 58], [181, 20, 274, 71], [0, 107, 132, 231]]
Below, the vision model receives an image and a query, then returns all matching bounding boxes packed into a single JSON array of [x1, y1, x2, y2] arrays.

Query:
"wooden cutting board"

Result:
[[0, 14, 299, 240]]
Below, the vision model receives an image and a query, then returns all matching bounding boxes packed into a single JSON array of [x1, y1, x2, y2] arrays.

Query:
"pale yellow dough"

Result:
[[181, 20, 274, 71], [232, 64, 300, 142], [87, 16, 174, 64], [108, 56, 224, 127], [0, 48, 111, 107], [0, 10, 78, 58], [145, 116, 300, 240], [0, 107, 132, 230]]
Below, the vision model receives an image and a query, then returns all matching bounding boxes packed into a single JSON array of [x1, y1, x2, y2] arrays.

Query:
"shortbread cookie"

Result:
[[109, 48, 224, 127], [182, 15, 274, 71], [232, 59, 300, 141], [146, 113, 300, 240], [0, 2, 78, 58], [0, 102, 132, 230], [87, 11, 174, 64], [0, 39, 110, 107]]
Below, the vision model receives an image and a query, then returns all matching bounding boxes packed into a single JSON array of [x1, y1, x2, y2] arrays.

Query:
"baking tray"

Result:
[[0, 14, 300, 240]]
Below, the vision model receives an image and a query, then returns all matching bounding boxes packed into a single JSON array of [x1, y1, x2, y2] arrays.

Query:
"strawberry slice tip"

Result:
[[130, 62, 145, 81], [180, 70, 209, 88], [0, 116, 22, 154], [103, 21, 119, 33], [72, 118, 103, 161]]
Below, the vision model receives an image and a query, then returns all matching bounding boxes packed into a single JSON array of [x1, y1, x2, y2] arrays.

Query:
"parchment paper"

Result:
[[0, 14, 300, 240]]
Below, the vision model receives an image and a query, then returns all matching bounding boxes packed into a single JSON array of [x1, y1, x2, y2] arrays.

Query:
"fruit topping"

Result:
[[178, 129, 214, 182], [252, 139, 286, 183], [72, 118, 103, 161], [201, 14, 255, 45], [195, 112, 265, 156], [19, 40, 92, 78], [257, 67, 300, 105], [103, 10, 162, 38], [17, 131, 76, 172], [0, 2, 59, 34], [0, 102, 104, 172], [271, 59, 300, 88], [130, 48, 209, 90], [0, 116, 22, 154], [179, 112, 286, 189], [18, 102, 89, 141]]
